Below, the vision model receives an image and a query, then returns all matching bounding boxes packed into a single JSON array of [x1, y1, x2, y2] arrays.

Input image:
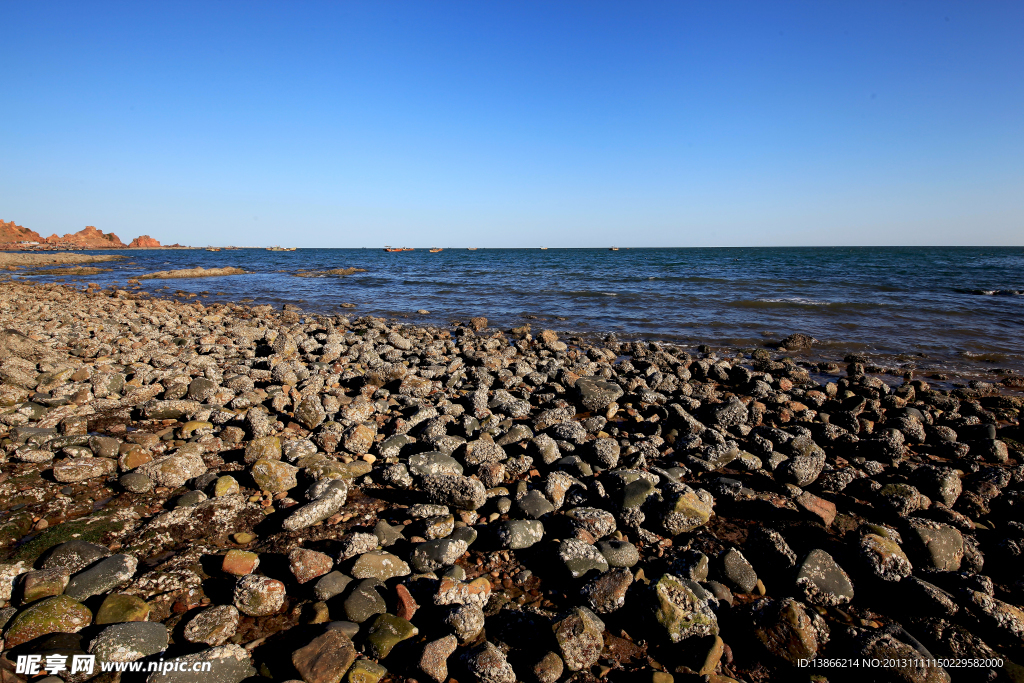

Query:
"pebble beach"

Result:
[[0, 277, 1022, 683]]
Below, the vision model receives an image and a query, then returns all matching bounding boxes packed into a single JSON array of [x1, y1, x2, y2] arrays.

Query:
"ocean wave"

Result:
[[964, 289, 1023, 296]]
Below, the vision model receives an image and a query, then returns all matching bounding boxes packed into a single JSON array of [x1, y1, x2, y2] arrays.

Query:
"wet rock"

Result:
[[19, 568, 70, 604], [720, 547, 758, 593], [347, 659, 387, 683], [366, 613, 418, 658]]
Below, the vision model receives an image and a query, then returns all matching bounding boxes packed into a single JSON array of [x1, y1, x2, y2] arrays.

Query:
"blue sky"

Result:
[[1, 1, 1021, 247]]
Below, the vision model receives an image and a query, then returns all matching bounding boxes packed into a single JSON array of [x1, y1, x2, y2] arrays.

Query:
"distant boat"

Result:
[[429, 248, 443, 253], [267, 246, 296, 251], [609, 247, 619, 251], [206, 248, 221, 252], [467, 248, 478, 251], [540, 247, 548, 250], [384, 247, 414, 252]]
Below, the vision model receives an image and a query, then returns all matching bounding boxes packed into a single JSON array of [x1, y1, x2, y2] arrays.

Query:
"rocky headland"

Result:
[[1, 220, 172, 250], [0, 280, 1021, 683]]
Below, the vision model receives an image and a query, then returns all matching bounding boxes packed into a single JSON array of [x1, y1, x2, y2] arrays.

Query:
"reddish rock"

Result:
[[44, 225, 126, 248], [396, 582, 419, 620], [222, 549, 260, 576], [128, 235, 161, 248], [0, 219, 44, 245], [796, 492, 837, 526], [288, 548, 333, 584]]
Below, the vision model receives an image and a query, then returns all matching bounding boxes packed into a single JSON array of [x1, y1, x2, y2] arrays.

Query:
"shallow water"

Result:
[[14, 246, 1024, 373]]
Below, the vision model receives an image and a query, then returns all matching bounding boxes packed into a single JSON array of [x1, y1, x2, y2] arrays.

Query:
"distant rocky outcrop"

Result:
[[45, 226, 127, 249], [0, 220, 44, 245], [128, 235, 161, 248]]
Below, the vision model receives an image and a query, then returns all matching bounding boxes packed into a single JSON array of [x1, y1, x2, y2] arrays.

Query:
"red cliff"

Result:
[[0, 220, 44, 245], [45, 226, 127, 248], [128, 235, 161, 248]]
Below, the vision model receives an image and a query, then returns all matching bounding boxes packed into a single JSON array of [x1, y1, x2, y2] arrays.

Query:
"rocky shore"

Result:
[[0, 280, 1022, 683]]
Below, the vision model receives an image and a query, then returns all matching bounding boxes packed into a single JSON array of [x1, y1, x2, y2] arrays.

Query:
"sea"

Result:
[[14, 246, 1024, 377]]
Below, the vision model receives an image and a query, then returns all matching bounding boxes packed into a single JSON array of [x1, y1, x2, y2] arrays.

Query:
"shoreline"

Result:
[[0, 279, 1021, 681]]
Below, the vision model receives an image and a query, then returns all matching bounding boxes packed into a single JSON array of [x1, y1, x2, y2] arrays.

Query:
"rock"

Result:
[[597, 540, 640, 568], [291, 629, 357, 683], [411, 539, 468, 573], [445, 603, 485, 643], [120, 472, 154, 493], [778, 435, 826, 486], [463, 642, 516, 683], [314, 572, 352, 602], [531, 652, 564, 683], [554, 606, 606, 670], [859, 528, 913, 581], [422, 474, 487, 510], [347, 659, 387, 683], [653, 573, 719, 642], [95, 593, 151, 624], [233, 574, 285, 616], [351, 550, 411, 581], [720, 547, 758, 593], [344, 579, 387, 623], [136, 447, 206, 488], [244, 435, 282, 463], [751, 597, 829, 664], [496, 520, 544, 549], [419, 635, 458, 683], [337, 532, 381, 561], [88, 622, 168, 663], [65, 554, 137, 600], [559, 538, 609, 578], [53, 457, 116, 482], [296, 397, 327, 430], [517, 490, 555, 518], [366, 613, 418, 659], [144, 644, 255, 683], [184, 605, 240, 646], [222, 549, 260, 576], [283, 480, 348, 531], [434, 577, 492, 607], [19, 568, 70, 604], [252, 458, 299, 493], [581, 568, 633, 613], [290, 548, 334, 584], [905, 519, 963, 571], [4, 594, 92, 647], [42, 540, 110, 573], [409, 451, 464, 477], [661, 483, 715, 535], [576, 377, 624, 411], [565, 507, 616, 539], [794, 549, 854, 606]]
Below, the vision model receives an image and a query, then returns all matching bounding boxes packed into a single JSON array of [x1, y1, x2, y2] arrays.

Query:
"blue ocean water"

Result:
[[14, 246, 1024, 373]]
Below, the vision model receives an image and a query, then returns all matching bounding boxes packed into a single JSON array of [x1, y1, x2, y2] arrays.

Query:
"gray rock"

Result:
[[42, 540, 111, 573], [576, 377, 624, 411], [463, 642, 516, 683], [89, 622, 168, 662], [344, 579, 387, 623], [422, 474, 487, 510], [65, 554, 138, 601], [411, 539, 469, 573], [778, 435, 826, 486], [282, 479, 348, 531], [795, 549, 854, 606], [558, 538, 609, 579], [517, 490, 555, 518], [409, 451, 464, 478], [596, 540, 639, 568], [445, 603, 485, 643], [144, 644, 255, 683], [183, 605, 240, 646], [313, 571, 353, 602], [495, 520, 544, 550], [120, 472, 154, 493], [720, 547, 758, 593]]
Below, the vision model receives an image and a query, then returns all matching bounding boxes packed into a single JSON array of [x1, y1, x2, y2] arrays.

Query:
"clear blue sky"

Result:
[[2, 1, 1021, 247]]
